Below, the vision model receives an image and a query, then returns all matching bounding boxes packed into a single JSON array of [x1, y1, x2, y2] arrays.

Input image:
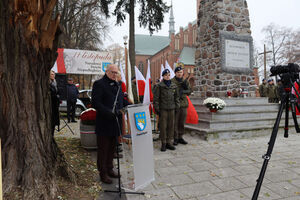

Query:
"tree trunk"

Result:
[[129, 0, 138, 102], [0, 0, 73, 199]]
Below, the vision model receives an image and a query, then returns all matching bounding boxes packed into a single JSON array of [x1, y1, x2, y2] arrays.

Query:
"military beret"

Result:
[[162, 69, 170, 76], [175, 66, 183, 73]]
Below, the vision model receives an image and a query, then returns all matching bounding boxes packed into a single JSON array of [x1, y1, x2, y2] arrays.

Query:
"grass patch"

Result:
[[55, 137, 101, 200]]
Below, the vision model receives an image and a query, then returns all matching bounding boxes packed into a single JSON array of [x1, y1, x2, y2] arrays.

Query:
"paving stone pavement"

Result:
[[122, 133, 300, 200]]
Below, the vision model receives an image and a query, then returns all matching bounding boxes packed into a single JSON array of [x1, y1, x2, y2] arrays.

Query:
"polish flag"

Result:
[[160, 64, 165, 81], [185, 97, 199, 124], [143, 60, 153, 104], [134, 66, 146, 96], [119, 64, 127, 92], [165, 60, 175, 79]]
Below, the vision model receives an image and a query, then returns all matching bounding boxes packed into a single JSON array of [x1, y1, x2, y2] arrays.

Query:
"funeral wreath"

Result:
[[203, 97, 226, 111]]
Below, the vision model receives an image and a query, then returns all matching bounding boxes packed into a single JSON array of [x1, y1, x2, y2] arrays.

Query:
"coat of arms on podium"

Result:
[[134, 112, 147, 131]]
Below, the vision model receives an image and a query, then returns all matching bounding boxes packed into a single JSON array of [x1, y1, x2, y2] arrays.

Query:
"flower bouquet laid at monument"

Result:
[[203, 97, 226, 113]]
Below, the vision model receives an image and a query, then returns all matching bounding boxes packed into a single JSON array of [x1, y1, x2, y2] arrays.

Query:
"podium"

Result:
[[127, 104, 155, 191]]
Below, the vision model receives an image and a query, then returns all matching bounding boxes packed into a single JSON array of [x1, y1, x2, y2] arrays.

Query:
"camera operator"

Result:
[[92, 64, 130, 184]]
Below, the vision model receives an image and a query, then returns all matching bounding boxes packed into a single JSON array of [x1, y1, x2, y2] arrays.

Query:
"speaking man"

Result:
[[92, 64, 130, 184]]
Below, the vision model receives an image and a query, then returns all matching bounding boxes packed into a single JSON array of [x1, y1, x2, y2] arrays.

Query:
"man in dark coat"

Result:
[[66, 78, 79, 123], [92, 64, 130, 184], [50, 70, 60, 136]]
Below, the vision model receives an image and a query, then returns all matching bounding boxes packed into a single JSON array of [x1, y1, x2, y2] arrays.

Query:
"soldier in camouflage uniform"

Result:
[[267, 79, 277, 103], [259, 78, 268, 97], [171, 66, 191, 145], [153, 69, 180, 152]]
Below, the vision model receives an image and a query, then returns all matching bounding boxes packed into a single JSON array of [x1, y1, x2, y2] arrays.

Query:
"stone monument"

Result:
[[195, 0, 257, 98]]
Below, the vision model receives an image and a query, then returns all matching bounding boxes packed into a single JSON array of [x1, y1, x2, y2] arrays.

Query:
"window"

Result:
[[175, 38, 180, 50], [184, 33, 188, 44], [193, 28, 197, 45], [138, 62, 144, 74]]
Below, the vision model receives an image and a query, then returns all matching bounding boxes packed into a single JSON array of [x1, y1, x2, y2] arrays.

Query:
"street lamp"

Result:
[[123, 35, 129, 90]]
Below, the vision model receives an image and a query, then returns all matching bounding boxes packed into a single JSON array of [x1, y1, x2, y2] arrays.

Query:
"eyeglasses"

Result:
[[109, 71, 118, 75]]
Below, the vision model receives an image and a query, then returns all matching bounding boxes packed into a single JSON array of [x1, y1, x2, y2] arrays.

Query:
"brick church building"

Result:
[[135, 1, 201, 87]]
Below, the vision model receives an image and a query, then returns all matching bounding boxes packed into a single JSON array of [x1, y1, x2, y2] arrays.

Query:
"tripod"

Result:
[[252, 80, 300, 199], [56, 112, 75, 135], [104, 82, 145, 199]]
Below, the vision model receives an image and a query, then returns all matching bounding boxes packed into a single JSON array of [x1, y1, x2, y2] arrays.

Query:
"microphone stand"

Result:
[[104, 82, 145, 199]]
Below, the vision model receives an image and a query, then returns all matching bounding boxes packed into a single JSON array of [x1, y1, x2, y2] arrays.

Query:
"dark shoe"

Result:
[[173, 139, 178, 146], [113, 152, 123, 159], [166, 143, 176, 150], [108, 170, 120, 178], [68, 120, 71, 123], [178, 138, 188, 145], [71, 120, 77, 123], [100, 174, 113, 184], [161, 144, 166, 152]]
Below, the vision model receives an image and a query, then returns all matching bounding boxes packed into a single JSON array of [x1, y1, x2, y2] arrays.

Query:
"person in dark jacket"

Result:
[[171, 66, 191, 145], [92, 64, 130, 184], [66, 78, 79, 123], [50, 70, 60, 136], [153, 69, 180, 152]]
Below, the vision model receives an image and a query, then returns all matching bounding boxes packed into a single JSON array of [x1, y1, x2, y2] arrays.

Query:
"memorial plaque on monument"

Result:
[[220, 31, 253, 74]]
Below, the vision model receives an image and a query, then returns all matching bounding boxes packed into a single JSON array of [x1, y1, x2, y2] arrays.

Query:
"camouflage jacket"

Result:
[[153, 80, 180, 112], [171, 77, 192, 108]]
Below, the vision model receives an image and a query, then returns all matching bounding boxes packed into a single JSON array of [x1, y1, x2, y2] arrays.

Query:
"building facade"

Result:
[[135, 3, 197, 87]]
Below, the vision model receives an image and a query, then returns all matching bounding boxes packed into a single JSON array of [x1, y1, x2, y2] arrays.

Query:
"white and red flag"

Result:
[[143, 60, 153, 104], [165, 60, 175, 79], [134, 66, 146, 96]]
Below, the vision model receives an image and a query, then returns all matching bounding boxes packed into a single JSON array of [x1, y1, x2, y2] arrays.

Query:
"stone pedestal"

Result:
[[195, 0, 257, 98]]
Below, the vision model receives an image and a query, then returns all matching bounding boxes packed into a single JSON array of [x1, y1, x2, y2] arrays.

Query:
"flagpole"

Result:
[[123, 35, 129, 91]]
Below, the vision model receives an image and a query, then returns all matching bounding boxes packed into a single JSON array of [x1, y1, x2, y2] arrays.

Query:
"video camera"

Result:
[[270, 63, 300, 88]]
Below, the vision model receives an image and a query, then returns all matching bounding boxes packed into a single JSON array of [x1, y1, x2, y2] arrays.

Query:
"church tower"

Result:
[[168, 1, 175, 38]]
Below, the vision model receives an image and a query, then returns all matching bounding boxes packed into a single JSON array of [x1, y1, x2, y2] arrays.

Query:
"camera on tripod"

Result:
[[270, 63, 300, 88]]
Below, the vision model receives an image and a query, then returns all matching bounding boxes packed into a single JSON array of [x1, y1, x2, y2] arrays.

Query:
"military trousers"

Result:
[[159, 109, 175, 144], [175, 107, 187, 140]]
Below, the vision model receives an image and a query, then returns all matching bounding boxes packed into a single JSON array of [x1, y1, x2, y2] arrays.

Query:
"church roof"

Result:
[[135, 34, 170, 55], [178, 47, 196, 65]]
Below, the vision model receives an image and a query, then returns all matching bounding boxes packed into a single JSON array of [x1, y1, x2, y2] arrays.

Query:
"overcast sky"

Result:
[[104, 0, 300, 51]]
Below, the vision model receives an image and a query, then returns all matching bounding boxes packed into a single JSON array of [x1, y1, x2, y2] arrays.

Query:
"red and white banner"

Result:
[[52, 48, 113, 75]]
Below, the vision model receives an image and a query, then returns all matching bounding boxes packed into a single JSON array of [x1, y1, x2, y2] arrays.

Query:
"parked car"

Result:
[[59, 90, 92, 116]]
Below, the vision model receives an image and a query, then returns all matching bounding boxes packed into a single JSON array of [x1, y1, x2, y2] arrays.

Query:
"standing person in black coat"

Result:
[[66, 78, 79, 123], [92, 64, 130, 184], [49, 70, 60, 136]]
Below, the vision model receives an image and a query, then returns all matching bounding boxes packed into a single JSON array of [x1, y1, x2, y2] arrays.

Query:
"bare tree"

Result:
[[57, 0, 111, 50], [107, 43, 125, 66], [262, 23, 292, 66], [283, 29, 300, 63]]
